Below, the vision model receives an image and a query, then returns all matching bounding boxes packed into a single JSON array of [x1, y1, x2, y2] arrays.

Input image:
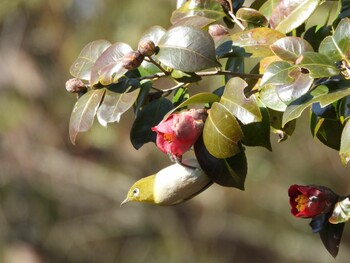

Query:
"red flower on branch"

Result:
[[288, 184, 337, 218], [152, 109, 207, 158]]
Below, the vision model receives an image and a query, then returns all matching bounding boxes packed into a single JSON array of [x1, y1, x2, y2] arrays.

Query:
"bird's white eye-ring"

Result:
[[132, 188, 140, 197]]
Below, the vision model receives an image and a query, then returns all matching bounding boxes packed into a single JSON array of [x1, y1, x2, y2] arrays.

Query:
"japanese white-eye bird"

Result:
[[121, 158, 212, 206]]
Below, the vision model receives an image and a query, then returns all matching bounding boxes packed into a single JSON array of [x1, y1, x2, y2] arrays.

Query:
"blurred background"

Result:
[[0, 0, 350, 262]]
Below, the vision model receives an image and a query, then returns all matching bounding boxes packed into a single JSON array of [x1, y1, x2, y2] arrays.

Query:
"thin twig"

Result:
[[228, 10, 245, 30], [196, 69, 262, 79]]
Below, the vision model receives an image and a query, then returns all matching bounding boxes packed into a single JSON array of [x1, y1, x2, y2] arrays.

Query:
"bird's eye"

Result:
[[132, 188, 140, 197]]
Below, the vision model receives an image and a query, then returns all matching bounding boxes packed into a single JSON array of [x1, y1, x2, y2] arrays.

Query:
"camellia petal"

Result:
[[152, 109, 207, 158], [288, 184, 337, 218]]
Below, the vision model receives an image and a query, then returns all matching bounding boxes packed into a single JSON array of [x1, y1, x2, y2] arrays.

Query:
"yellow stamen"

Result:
[[164, 133, 174, 143], [295, 194, 309, 211]]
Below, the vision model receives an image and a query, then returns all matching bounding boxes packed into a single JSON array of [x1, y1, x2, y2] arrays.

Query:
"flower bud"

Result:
[[288, 184, 337, 218], [152, 109, 207, 158], [138, 39, 157, 56], [208, 24, 229, 38], [121, 51, 144, 70], [65, 78, 86, 93]]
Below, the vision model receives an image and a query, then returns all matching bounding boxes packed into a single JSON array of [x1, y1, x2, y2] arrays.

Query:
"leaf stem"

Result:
[[145, 56, 171, 75]]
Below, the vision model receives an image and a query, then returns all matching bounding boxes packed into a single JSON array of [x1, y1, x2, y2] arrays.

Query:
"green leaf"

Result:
[[270, 37, 313, 61], [171, 15, 215, 29], [171, 0, 226, 25], [220, 77, 262, 124], [259, 84, 288, 111], [157, 26, 220, 72], [260, 61, 294, 87], [130, 98, 173, 150], [203, 102, 243, 159], [340, 120, 350, 164], [241, 101, 272, 150], [236, 7, 268, 27], [310, 108, 342, 150], [275, 68, 313, 104], [298, 52, 339, 79], [329, 198, 350, 224], [283, 82, 350, 126], [172, 86, 189, 107], [70, 40, 111, 81], [69, 88, 106, 145], [259, 0, 279, 20], [269, 108, 296, 142], [269, 0, 320, 34], [194, 135, 247, 189], [97, 88, 140, 127], [338, 96, 350, 123], [225, 28, 284, 57], [319, 18, 350, 61], [303, 25, 332, 51], [90, 42, 133, 85], [165, 92, 220, 118]]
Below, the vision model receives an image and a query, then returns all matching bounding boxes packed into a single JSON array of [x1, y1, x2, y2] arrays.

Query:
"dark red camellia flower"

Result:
[[288, 184, 337, 218], [152, 109, 207, 158]]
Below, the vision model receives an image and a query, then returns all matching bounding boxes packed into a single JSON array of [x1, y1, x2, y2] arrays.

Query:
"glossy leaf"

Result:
[[259, 0, 279, 20], [319, 221, 345, 258], [171, 15, 215, 29], [69, 88, 106, 145], [297, 52, 339, 79], [171, 0, 226, 25], [236, 7, 268, 27], [165, 92, 220, 119], [310, 105, 342, 150], [130, 98, 173, 150], [139, 25, 166, 45], [303, 25, 332, 51], [269, 108, 296, 142], [97, 88, 140, 127], [340, 120, 350, 164], [241, 101, 272, 150], [259, 84, 288, 111], [220, 77, 262, 124], [203, 102, 243, 158], [70, 40, 111, 81], [269, 0, 320, 34], [157, 26, 220, 72], [329, 197, 350, 224], [90, 42, 133, 85], [260, 61, 294, 87], [319, 18, 350, 61], [194, 135, 247, 189], [98, 61, 128, 86], [271, 37, 313, 61], [283, 82, 350, 126], [226, 28, 284, 57], [275, 68, 313, 104], [338, 96, 350, 123]]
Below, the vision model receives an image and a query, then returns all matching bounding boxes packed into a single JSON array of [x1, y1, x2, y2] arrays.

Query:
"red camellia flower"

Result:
[[152, 109, 207, 158], [288, 184, 337, 218]]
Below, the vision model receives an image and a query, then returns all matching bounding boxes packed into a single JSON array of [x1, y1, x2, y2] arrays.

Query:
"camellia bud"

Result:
[[208, 24, 229, 38], [65, 78, 86, 93], [121, 50, 144, 70], [138, 39, 157, 56], [288, 184, 338, 218], [152, 109, 207, 158]]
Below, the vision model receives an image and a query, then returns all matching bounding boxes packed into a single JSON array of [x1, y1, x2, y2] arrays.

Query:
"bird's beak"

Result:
[[120, 197, 129, 207]]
